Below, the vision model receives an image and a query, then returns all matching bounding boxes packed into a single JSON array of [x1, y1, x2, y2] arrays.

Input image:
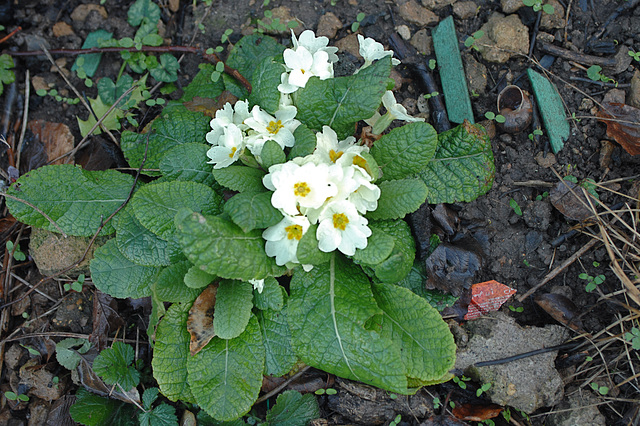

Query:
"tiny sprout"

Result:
[[629, 50, 640, 62], [590, 382, 609, 395], [509, 198, 522, 216], [428, 59, 437, 70]]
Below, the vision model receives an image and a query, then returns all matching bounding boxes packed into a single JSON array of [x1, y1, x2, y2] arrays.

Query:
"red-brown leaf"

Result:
[[596, 102, 640, 156], [187, 284, 218, 355]]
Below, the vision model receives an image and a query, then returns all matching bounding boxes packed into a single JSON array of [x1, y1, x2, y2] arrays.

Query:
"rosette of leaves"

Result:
[[4, 34, 495, 422]]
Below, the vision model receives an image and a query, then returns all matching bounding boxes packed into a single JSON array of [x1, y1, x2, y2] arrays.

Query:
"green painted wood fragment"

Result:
[[432, 16, 474, 124], [527, 69, 570, 153]]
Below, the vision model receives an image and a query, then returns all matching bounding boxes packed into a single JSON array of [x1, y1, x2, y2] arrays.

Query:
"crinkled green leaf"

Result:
[[90, 239, 160, 299], [212, 166, 266, 192], [152, 303, 195, 403], [132, 180, 222, 240], [150, 54, 179, 83], [222, 73, 249, 101], [70, 389, 136, 426], [296, 57, 392, 139], [179, 64, 225, 102], [253, 277, 284, 311], [184, 265, 216, 289], [197, 411, 247, 426], [226, 34, 285, 85], [418, 122, 495, 203], [5, 165, 133, 236], [353, 226, 395, 265], [214, 280, 254, 340], [142, 388, 159, 410], [394, 261, 458, 311], [366, 179, 428, 221], [77, 93, 124, 137], [288, 254, 407, 393], [371, 122, 438, 181], [224, 191, 282, 233], [159, 143, 218, 188], [115, 204, 172, 266], [288, 123, 316, 160], [259, 139, 286, 170], [154, 261, 202, 303], [187, 315, 265, 421], [296, 224, 331, 266], [72, 29, 113, 78], [368, 220, 415, 283], [139, 403, 178, 426], [128, 0, 160, 26], [0, 54, 15, 93], [121, 106, 211, 174], [248, 58, 284, 114], [257, 308, 297, 377], [56, 338, 91, 370], [370, 283, 456, 384], [265, 390, 319, 426], [93, 341, 139, 391], [175, 209, 285, 281]]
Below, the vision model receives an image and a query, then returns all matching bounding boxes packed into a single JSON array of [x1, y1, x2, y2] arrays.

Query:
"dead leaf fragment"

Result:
[[549, 180, 594, 221], [535, 293, 584, 332], [596, 102, 640, 155], [187, 284, 218, 355], [425, 238, 484, 297], [28, 120, 75, 165], [464, 280, 516, 320], [452, 403, 503, 421], [52, 22, 74, 37], [184, 91, 238, 117]]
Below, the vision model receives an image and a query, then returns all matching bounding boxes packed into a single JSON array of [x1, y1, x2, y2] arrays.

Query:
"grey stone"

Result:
[[630, 70, 640, 108], [410, 29, 433, 55], [501, 0, 524, 14], [399, 1, 439, 26], [463, 53, 488, 95], [453, 1, 479, 19], [545, 389, 606, 426], [540, 0, 566, 30], [476, 13, 529, 63], [456, 312, 570, 412]]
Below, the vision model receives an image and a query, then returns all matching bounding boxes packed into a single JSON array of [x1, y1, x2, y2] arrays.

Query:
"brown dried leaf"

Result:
[[90, 291, 124, 351], [452, 403, 503, 421], [28, 120, 75, 165], [535, 293, 584, 332], [549, 180, 593, 221], [596, 102, 640, 155], [425, 238, 484, 297], [184, 91, 238, 118], [187, 284, 218, 355]]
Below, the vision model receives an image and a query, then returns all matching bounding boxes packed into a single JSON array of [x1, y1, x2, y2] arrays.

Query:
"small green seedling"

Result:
[[453, 375, 471, 389], [590, 382, 609, 395], [389, 414, 402, 426], [624, 327, 640, 350], [481, 419, 495, 426], [20, 344, 41, 356], [629, 50, 640, 62], [464, 30, 484, 50], [529, 128, 544, 141], [579, 270, 605, 293], [586, 65, 617, 86], [476, 382, 491, 397], [221, 28, 233, 43], [432, 396, 442, 410], [535, 191, 549, 201], [586, 355, 594, 362], [6, 240, 26, 261], [4, 391, 29, 402], [64, 274, 85, 293], [509, 198, 522, 216], [484, 111, 506, 123], [423, 91, 439, 100], [352, 12, 366, 32], [508, 305, 524, 312], [522, 0, 555, 14], [314, 388, 337, 395], [428, 59, 437, 70]]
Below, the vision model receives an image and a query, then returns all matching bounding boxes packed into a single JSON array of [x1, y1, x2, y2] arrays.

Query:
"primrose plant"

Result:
[[5, 30, 495, 422]]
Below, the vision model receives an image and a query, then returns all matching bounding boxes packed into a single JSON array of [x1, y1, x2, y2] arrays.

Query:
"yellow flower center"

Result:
[[329, 149, 343, 163], [294, 182, 311, 197], [267, 120, 284, 134], [332, 213, 349, 231], [285, 224, 303, 240], [352, 155, 367, 169], [228, 147, 237, 158]]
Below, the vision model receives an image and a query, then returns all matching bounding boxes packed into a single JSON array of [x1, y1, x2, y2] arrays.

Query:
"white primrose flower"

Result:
[[357, 35, 401, 68], [264, 161, 337, 217], [368, 90, 425, 134], [292, 29, 339, 63], [248, 279, 265, 293], [206, 123, 245, 169], [205, 100, 251, 145], [314, 126, 367, 167], [263, 214, 310, 266], [244, 105, 300, 156], [278, 46, 334, 94], [316, 200, 372, 256], [348, 167, 381, 213]]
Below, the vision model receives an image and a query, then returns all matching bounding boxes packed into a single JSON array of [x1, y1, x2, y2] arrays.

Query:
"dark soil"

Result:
[[1, 0, 639, 425]]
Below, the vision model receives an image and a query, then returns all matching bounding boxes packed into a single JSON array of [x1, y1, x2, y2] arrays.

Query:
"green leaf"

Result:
[[70, 389, 136, 426], [90, 239, 160, 299], [115, 205, 173, 266], [288, 254, 407, 393], [128, 0, 161, 27], [187, 315, 265, 421], [222, 72, 249, 100], [296, 57, 392, 139], [179, 64, 225, 102], [367, 220, 415, 283], [152, 303, 195, 403], [288, 124, 316, 160], [132, 180, 222, 240], [92, 341, 140, 390], [259, 139, 286, 170], [352, 226, 395, 265], [72, 30, 113, 78], [154, 261, 202, 303], [175, 209, 285, 281], [98, 74, 136, 106], [184, 265, 216, 289], [587, 65, 602, 81], [121, 106, 211, 174], [212, 166, 266, 192], [265, 390, 320, 426], [226, 34, 285, 85], [248, 58, 285, 114], [295, 224, 331, 266], [371, 122, 438, 181], [214, 280, 254, 339], [77, 94, 124, 137], [253, 277, 284, 311], [159, 143, 218, 188], [142, 33, 163, 47], [257, 309, 297, 377], [56, 338, 91, 370], [370, 283, 456, 383], [224, 191, 282, 233], [418, 122, 495, 203], [0, 54, 15, 92], [142, 387, 159, 410], [366, 179, 428, 220], [139, 403, 178, 426], [150, 54, 179, 82], [5, 165, 134, 236]]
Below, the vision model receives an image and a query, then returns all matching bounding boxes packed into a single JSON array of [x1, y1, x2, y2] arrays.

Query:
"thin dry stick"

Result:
[[16, 69, 29, 172], [0, 192, 66, 236], [255, 365, 312, 404]]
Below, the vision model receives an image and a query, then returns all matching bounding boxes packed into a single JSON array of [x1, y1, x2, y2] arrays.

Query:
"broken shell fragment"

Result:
[[496, 85, 533, 133]]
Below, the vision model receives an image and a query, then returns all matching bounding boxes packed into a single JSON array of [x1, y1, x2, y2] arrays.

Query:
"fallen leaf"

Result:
[[432, 203, 459, 236], [425, 238, 484, 297], [187, 284, 218, 355], [596, 102, 640, 155], [90, 291, 124, 351], [184, 91, 238, 117], [549, 180, 594, 221], [452, 403, 503, 421], [74, 348, 140, 404], [28, 120, 75, 165], [464, 280, 516, 320], [535, 293, 584, 332], [407, 202, 433, 259]]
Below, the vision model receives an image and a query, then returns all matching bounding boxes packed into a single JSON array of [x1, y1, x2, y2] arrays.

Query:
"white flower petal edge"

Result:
[[244, 105, 300, 156], [263, 215, 310, 266], [382, 90, 424, 122], [357, 35, 401, 67], [316, 200, 371, 256], [248, 279, 265, 293], [206, 123, 244, 169], [293, 29, 339, 63]]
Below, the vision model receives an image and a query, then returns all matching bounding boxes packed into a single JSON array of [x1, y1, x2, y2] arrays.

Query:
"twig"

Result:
[[16, 69, 29, 172], [472, 341, 583, 367], [529, 11, 542, 59], [568, 76, 630, 88], [0, 27, 21, 44], [0, 192, 66, 236], [255, 365, 312, 404], [539, 42, 617, 68]]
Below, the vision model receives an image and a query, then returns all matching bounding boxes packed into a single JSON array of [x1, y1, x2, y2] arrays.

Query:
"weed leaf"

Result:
[[265, 390, 320, 425], [224, 191, 282, 233], [366, 178, 428, 220]]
